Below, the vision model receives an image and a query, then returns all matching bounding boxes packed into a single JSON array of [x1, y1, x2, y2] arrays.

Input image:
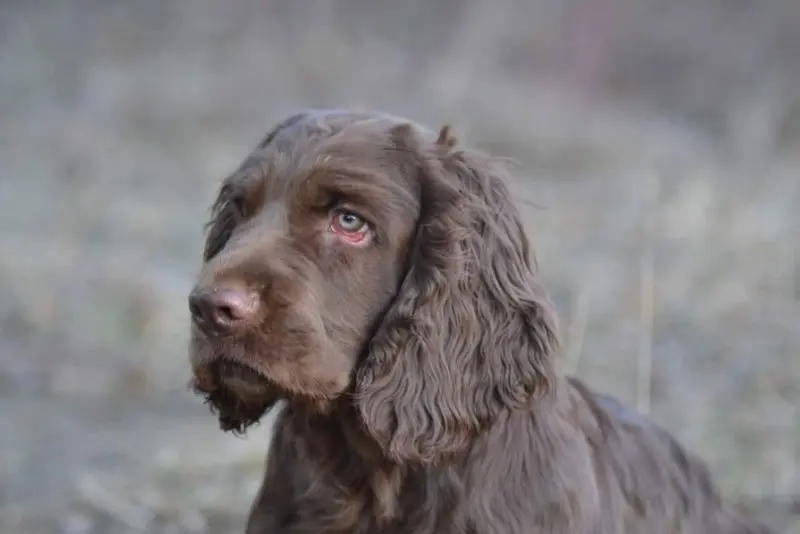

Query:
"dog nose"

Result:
[[189, 286, 259, 334]]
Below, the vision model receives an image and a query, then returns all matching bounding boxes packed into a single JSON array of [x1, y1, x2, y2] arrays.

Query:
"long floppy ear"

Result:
[[355, 125, 559, 464]]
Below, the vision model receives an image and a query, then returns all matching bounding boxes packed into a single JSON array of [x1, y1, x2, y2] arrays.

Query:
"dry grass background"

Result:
[[1, 0, 799, 532]]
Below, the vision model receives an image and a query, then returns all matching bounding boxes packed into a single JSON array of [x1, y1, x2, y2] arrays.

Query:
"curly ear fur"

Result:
[[356, 125, 559, 464]]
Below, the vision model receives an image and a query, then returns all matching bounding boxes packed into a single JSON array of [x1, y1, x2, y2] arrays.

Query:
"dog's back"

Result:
[[567, 377, 772, 533]]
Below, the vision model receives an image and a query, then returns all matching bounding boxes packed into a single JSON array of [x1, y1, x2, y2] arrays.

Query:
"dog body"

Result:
[[188, 109, 770, 534], [244, 380, 759, 534]]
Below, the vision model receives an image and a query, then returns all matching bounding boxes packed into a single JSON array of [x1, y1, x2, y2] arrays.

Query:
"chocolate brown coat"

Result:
[[188, 109, 771, 534]]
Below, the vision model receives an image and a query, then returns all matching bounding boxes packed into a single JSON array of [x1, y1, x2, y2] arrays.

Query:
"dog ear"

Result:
[[355, 125, 558, 464]]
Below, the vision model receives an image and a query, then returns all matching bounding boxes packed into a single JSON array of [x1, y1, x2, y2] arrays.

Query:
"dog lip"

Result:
[[191, 365, 219, 393], [191, 351, 268, 396], [214, 359, 274, 396]]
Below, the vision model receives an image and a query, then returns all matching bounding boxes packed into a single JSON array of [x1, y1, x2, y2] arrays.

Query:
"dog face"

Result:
[[189, 110, 557, 464]]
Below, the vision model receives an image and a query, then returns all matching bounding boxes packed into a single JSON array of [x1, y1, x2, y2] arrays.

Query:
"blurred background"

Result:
[[1, 0, 798, 532]]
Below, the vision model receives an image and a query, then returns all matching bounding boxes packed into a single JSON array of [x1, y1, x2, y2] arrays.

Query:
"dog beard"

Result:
[[191, 360, 281, 434]]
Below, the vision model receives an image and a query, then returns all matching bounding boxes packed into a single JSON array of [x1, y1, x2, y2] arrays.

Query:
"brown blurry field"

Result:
[[0, 0, 798, 532]]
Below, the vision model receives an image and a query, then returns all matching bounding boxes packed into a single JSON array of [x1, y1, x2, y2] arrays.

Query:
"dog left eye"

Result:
[[332, 211, 368, 234]]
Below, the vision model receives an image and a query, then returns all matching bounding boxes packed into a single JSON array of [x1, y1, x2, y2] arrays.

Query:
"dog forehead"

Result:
[[251, 114, 373, 171], [229, 110, 437, 205], [257, 116, 398, 174], [265, 109, 437, 153]]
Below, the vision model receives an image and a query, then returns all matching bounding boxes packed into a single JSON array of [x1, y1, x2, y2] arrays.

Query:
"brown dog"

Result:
[[188, 109, 771, 534]]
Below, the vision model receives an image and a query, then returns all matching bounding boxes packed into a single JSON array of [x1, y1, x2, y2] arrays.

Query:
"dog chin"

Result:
[[191, 359, 281, 434]]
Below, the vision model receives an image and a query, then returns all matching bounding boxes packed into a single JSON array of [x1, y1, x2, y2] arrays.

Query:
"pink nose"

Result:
[[188, 286, 259, 334]]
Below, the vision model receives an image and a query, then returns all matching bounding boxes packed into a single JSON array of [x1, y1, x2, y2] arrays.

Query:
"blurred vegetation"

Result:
[[0, 0, 798, 532]]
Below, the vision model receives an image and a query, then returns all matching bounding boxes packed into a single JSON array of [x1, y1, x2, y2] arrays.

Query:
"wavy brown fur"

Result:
[[187, 109, 772, 534]]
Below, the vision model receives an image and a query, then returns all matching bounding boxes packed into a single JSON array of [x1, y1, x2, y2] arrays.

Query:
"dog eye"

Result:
[[333, 211, 367, 233]]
